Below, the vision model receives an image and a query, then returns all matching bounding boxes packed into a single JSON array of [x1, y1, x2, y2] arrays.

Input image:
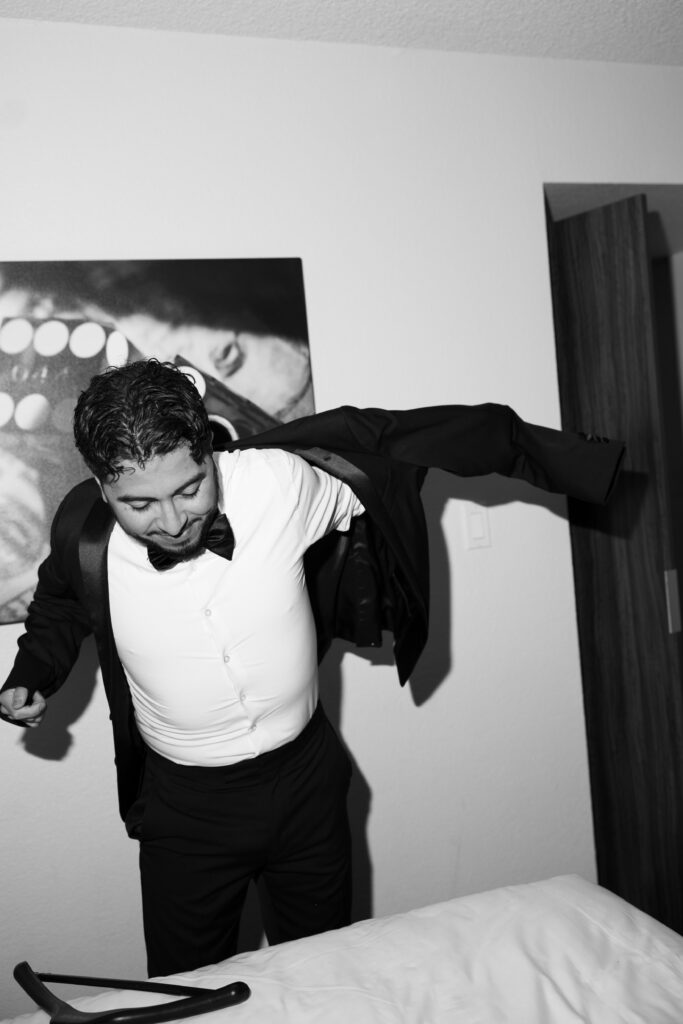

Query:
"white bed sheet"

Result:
[[4, 875, 683, 1024]]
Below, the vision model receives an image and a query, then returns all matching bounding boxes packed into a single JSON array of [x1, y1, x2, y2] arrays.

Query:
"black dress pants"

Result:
[[136, 703, 352, 977]]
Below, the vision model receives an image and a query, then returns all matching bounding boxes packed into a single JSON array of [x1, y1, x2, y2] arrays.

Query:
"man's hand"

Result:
[[0, 687, 46, 727]]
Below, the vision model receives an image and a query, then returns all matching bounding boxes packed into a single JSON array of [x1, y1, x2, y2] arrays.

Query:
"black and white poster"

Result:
[[0, 259, 314, 623]]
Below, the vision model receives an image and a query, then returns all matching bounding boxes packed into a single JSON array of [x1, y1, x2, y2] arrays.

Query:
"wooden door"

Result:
[[547, 194, 683, 932]]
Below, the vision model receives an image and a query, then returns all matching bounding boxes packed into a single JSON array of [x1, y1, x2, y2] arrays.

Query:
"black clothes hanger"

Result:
[[14, 962, 251, 1023]]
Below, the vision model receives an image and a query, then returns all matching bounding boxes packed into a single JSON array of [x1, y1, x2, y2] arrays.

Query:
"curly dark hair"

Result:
[[73, 360, 213, 481]]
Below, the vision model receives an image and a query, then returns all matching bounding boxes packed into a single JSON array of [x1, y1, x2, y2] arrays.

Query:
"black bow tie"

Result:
[[147, 513, 235, 571]]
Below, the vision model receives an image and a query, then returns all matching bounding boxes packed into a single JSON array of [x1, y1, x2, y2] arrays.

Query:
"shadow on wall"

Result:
[[10, 469, 569, 951], [19, 636, 100, 761]]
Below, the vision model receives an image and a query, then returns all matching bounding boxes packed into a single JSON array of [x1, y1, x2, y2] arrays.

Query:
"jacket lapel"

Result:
[[77, 488, 145, 819], [78, 492, 115, 647]]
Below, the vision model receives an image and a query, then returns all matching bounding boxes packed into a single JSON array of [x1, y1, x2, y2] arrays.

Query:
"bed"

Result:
[[4, 874, 683, 1024]]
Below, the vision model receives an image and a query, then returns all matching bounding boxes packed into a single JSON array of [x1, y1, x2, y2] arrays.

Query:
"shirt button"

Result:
[[249, 723, 256, 732], [223, 654, 231, 663], [239, 692, 246, 702], [204, 608, 212, 617]]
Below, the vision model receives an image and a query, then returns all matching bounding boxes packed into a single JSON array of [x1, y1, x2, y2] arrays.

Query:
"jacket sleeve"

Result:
[[244, 403, 625, 505], [1, 492, 93, 706]]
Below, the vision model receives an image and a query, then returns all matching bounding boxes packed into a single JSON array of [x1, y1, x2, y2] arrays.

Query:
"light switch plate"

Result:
[[461, 502, 491, 549]]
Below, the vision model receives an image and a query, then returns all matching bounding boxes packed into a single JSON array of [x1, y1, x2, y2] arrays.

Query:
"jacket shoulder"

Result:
[[51, 478, 103, 553]]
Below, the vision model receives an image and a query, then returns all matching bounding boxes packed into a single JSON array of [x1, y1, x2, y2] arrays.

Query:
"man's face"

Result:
[[99, 446, 219, 561]]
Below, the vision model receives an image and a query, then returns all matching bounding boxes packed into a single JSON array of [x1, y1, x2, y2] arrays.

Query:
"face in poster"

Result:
[[0, 259, 314, 623]]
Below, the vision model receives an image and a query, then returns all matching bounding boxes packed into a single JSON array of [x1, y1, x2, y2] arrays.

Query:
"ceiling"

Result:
[[3, 1, 683, 250], [0, 0, 683, 67]]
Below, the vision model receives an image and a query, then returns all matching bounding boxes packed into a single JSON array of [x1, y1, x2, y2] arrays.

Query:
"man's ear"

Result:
[[95, 477, 108, 504]]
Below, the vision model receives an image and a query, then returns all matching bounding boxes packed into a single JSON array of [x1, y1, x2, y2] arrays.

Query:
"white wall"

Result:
[[2, 17, 683, 1017]]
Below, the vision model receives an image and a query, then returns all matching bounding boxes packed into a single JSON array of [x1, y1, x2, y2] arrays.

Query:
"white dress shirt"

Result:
[[107, 448, 364, 765]]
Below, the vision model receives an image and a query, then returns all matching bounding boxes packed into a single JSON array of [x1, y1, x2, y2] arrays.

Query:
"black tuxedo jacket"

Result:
[[2, 403, 624, 824]]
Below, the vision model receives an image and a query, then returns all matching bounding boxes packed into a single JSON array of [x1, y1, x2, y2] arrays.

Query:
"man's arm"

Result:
[[291, 454, 365, 544], [1, 495, 94, 728]]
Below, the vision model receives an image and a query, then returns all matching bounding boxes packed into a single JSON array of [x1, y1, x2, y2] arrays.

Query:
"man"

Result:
[[0, 359, 625, 977]]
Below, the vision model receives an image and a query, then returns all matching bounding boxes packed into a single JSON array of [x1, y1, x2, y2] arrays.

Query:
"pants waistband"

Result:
[[145, 702, 325, 786]]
